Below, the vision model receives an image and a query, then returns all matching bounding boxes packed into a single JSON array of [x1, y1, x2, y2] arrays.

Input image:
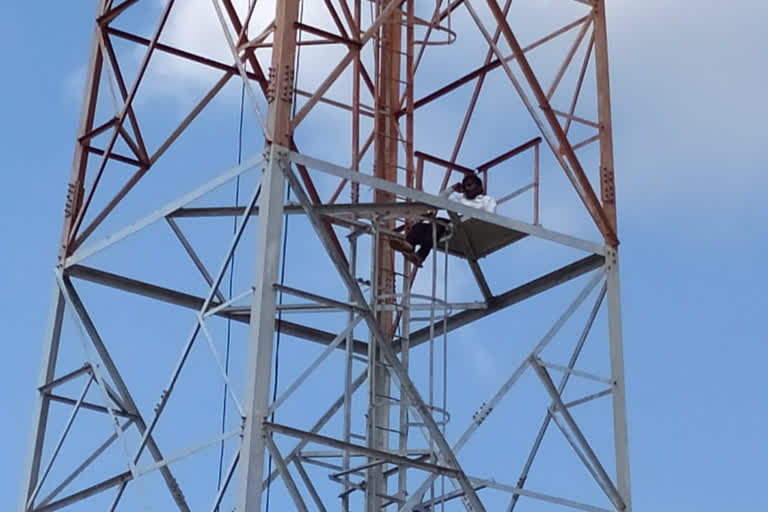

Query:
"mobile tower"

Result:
[[21, 1, 631, 511]]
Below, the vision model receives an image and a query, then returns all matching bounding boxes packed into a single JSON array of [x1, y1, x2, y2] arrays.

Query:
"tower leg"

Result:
[[236, 146, 287, 512], [19, 287, 65, 512], [606, 248, 632, 511]]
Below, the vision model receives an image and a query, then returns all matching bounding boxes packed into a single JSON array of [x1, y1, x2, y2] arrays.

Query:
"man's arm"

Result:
[[439, 182, 463, 199], [484, 196, 497, 214]]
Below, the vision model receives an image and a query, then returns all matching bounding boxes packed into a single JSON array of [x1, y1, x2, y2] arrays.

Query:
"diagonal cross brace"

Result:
[[468, 0, 617, 245], [507, 283, 607, 512], [530, 357, 625, 510], [281, 153, 487, 512], [400, 269, 605, 511], [58, 275, 190, 511]]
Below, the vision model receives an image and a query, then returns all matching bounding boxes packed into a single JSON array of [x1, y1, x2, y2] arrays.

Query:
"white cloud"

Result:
[[100, 0, 767, 220], [141, 0, 349, 100], [64, 63, 88, 101], [606, 0, 768, 187]]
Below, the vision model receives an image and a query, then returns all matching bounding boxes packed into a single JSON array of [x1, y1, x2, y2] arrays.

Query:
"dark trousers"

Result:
[[406, 220, 447, 261]]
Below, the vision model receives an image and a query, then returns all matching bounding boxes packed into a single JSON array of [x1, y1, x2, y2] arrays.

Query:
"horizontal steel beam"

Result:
[[477, 137, 542, 171], [107, 27, 264, 81], [290, 150, 604, 254], [66, 265, 369, 354], [404, 254, 604, 348], [45, 394, 137, 419], [265, 422, 459, 478], [38, 365, 90, 393], [169, 201, 435, 218]]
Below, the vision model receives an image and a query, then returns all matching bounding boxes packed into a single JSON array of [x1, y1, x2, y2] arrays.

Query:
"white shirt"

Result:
[[439, 189, 497, 214]]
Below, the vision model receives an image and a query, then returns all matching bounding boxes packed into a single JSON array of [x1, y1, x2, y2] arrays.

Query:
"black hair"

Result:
[[461, 173, 484, 199], [462, 173, 482, 188]]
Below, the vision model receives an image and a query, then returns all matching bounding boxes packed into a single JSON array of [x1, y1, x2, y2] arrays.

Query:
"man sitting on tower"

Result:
[[390, 173, 497, 267]]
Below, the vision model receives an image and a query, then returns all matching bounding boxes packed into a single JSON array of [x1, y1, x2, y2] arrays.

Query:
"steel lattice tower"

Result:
[[21, 1, 631, 511]]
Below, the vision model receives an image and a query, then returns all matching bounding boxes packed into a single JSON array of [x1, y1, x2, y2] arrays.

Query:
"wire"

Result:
[[215, 72, 246, 511]]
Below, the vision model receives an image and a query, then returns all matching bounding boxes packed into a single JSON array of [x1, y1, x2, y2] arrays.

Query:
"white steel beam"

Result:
[[289, 150, 604, 255], [59, 276, 189, 511], [282, 160, 487, 512], [20, 288, 65, 512], [508, 283, 607, 512], [65, 154, 263, 267], [606, 247, 632, 509], [401, 270, 605, 511], [236, 146, 289, 512], [530, 358, 624, 509], [264, 435, 309, 512]]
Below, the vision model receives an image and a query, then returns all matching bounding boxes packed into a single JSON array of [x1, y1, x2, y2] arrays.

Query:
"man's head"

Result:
[[461, 174, 484, 199]]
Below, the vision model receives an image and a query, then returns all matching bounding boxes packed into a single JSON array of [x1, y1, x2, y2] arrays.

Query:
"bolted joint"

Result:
[[600, 165, 616, 203], [280, 64, 295, 103], [266, 66, 278, 103], [264, 144, 290, 170], [64, 182, 77, 216], [275, 149, 291, 169], [266, 65, 295, 104], [471, 401, 493, 425]]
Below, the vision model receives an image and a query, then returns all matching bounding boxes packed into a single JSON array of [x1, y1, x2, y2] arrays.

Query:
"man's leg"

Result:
[[400, 222, 428, 266], [405, 222, 429, 248], [413, 222, 448, 262]]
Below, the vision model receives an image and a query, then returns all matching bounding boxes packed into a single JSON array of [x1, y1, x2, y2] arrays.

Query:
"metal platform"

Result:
[[442, 217, 528, 259], [170, 201, 529, 260]]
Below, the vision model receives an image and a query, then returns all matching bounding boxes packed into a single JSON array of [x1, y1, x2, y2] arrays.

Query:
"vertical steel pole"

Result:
[[236, 148, 288, 512], [19, 288, 65, 511], [593, 0, 617, 233], [534, 143, 540, 225], [342, 237, 357, 512], [594, 0, 630, 506], [368, 2, 404, 508], [366, 219, 386, 511], [351, 0, 361, 203], [61, 0, 107, 259], [21, 0, 107, 504], [237, 1, 299, 510], [404, 0, 415, 188], [398, 261, 412, 498], [605, 249, 632, 510]]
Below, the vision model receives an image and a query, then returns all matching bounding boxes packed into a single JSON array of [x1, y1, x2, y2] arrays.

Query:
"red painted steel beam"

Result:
[[476, 137, 542, 171], [100, 32, 150, 163], [78, 117, 117, 143], [322, 0, 350, 39], [68, 0, 176, 246], [85, 147, 144, 168], [71, 72, 235, 250], [107, 28, 264, 81], [439, 0, 515, 193], [414, 150, 475, 175], [295, 22, 361, 48], [485, 0, 618, 246], [403, 14, 589, 116], [97, 0, 140, 26]]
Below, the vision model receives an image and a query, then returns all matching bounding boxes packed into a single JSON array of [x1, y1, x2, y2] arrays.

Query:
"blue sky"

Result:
[[1, 1, 767, 511]]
